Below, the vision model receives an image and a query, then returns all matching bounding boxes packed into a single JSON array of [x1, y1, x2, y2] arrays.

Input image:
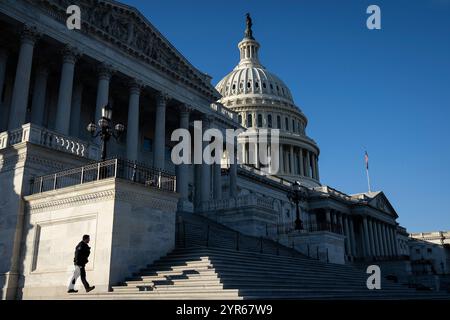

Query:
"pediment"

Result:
[[368, 192, 398, 218], [35, 0, 219, 100]]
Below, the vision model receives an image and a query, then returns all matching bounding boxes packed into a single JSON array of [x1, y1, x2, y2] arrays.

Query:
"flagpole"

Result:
[[366, 166, 371, 193]]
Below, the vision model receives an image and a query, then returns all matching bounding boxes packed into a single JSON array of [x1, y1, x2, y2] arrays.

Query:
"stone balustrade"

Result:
[[0, 123, 100, 159]]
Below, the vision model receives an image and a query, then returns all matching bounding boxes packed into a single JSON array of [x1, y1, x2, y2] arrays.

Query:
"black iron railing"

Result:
[[30, 158, 176, 194], [176, 218, 305, 258]]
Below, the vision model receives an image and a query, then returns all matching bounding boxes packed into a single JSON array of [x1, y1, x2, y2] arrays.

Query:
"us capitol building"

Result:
[[0, 0, 448, 299]]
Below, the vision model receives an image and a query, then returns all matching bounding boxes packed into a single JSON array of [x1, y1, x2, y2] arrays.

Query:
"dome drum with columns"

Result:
[[215, 14, 320, 187]]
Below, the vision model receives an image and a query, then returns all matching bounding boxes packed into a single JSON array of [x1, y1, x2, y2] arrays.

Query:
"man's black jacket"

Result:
[[73, 241, 91, 267]]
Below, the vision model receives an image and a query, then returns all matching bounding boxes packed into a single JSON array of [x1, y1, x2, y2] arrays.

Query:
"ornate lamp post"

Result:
[[287, 181, 308, 230], [87, 104, 125, 161]]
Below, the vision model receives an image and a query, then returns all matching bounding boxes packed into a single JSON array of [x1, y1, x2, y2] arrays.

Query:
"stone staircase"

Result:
[[71, 214, 449, 300]]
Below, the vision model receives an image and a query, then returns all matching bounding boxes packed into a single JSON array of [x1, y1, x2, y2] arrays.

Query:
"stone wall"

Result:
[[18, 178, 178, 299]]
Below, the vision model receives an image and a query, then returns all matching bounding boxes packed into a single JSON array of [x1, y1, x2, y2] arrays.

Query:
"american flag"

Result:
[[364, 151, 369, 170]]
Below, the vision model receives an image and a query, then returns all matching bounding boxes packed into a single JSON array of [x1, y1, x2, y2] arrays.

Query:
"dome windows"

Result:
[[268, 114, 273, 128], [247, 81, 251, 88], [277, 115, 281, 129], [238, 114, 243, 125], [247, 113, 253, 127], [263, 82, 266, 89], [257, 114, 263, 127], [255, 82, 259, 88]]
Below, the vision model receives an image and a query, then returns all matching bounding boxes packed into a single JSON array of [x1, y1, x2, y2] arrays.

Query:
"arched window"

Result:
[[292, 119, 295, 132], [238, 114, 243, 125], [247, 114, 253, 127], [257, 114, 263, 127], [277, 115, 281, 129], [247, 81, 251, 88], [268, 114, 272, 128], [285, 117, 289, 131], [255, 82, 259, 88], [263, 82, 267, 88]]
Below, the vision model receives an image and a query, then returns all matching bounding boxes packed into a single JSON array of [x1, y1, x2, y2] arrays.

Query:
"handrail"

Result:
[[29, 158, 177, 194], [176, 216, 305, 259]]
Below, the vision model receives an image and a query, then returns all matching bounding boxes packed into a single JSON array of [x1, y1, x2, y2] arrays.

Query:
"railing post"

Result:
[[97, 162, 101, 180], [53, 173, 57, 190], [114, 158, 118, 178], [158, 172, 162, 189], [39, 177, 43, 193], [80, 166, 84, 184]]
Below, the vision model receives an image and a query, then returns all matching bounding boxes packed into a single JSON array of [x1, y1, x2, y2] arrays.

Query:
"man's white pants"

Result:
[[68, 266, 81, 290]]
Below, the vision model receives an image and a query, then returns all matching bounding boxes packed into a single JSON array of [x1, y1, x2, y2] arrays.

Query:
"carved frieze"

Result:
[[32, 0, 218, 99]]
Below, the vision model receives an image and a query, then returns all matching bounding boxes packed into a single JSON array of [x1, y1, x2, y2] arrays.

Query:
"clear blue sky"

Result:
[[120, 0, 450, 233]]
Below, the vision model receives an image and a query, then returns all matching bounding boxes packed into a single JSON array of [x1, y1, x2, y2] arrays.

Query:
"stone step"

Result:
[[138, 264, 370, 282], [147, 259, 367, 277]]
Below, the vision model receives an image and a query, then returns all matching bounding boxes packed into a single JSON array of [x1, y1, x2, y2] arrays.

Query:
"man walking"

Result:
[[67, 234, 95, 293]]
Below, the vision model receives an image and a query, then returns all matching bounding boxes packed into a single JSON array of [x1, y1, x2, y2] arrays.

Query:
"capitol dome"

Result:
[[216, 14, 321, 187]]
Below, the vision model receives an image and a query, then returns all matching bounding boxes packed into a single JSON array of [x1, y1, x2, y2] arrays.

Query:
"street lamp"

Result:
[[287, 181, 308, 230], [87, 104, 125, 161]]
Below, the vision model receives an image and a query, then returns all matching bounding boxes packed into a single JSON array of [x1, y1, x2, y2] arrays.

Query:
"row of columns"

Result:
[[279, 144, 319, 180], [362, 216, 399, 258], [322, 209, 399, 260], [1, 25, 238, 211], [240, 111, 303, 134]]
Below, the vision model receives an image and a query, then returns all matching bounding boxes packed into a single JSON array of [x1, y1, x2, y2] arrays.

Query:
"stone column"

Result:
[[343, 215, 351, 257], [30, 66, 49, 126], [289, 145, 294, 174], [306, 151, 311, 178], [126, 80, 142, 162], [230, 156, 238, 197], [8, 25, 39, 130], [279, 144, 284, 174], [349, 218, 357, 257], [391, 227, 399, 256], [299, 148, 304, 176], [153, 91, 169, 169], [311, 153, 316, 179], [95, 63, 113, 124], [371, 220, 379, 256], [377, 223, 385, 256], [315, 155, 320, 181], [0, 49, 8, 129], [69, 82, 83, 137], [325, 209, 331, 224], [200, 115, 212, 205], [368, 219, 376, 257], [362, 217, 372, 257], [55, 46, 79, 135], [176, 105, 191, 210], [214, 162, 222, 200], [384, 225, 392, 256]]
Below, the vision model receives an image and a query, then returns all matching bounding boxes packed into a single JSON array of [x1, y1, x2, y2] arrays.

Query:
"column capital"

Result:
[[202, 113, 215, 125], [177, 103, 194, 114], [156, 90, 170, 104], [128, 79, 144, 95], [20, 24, 41, 45], [61, 44, 82, 64], [97, 62, 114, 80]]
